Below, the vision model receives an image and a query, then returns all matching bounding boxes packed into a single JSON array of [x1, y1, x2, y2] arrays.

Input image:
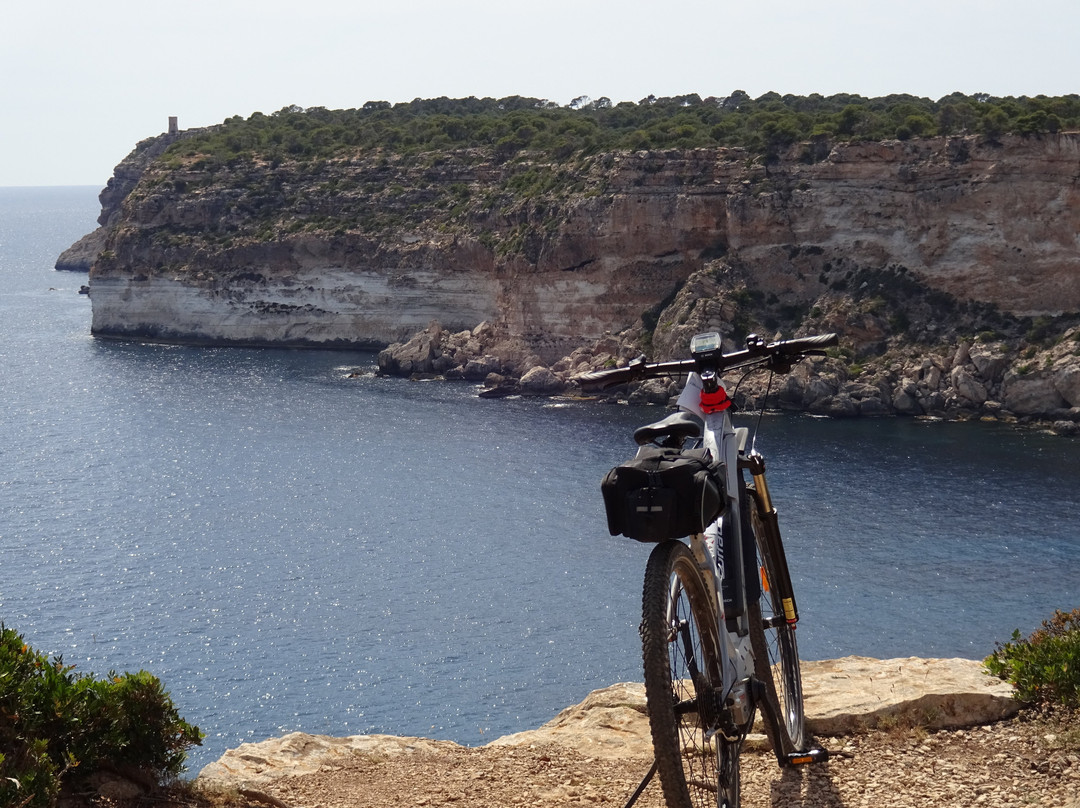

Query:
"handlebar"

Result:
[[573, 333, 839, 391]]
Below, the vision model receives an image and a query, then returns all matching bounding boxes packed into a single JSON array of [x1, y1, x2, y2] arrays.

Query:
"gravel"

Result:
[[208, 710, 1079, 808]]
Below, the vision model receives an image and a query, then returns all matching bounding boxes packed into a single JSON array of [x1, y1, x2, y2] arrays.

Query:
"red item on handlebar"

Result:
[[700, 387, 732, 413]]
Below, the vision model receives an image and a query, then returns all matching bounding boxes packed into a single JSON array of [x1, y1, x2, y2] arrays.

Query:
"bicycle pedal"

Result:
[[786, 747, 829, 766]]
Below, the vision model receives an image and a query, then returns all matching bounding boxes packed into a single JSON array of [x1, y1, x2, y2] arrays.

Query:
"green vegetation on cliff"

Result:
[[0, 625, 202, 807], [164, 92, 1080, 168], [986, 609, 1080, 709], [122, 91, 1080, 261]]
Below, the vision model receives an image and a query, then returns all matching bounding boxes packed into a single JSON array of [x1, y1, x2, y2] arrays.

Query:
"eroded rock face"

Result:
[[55, 130, 188, 272], [78, 135, 1080, 352], [90, 261, 500, 349], [799, 656, 1020, 735], [486, 681, 653, 758], [84, 149, 725, 359], [55, 228, 109, 273], [66, 133, 1080, 425], [198, 732, 462, 791], [1056, 364, 1080, 407], [1003, 371, 1069, 415], [736, 136, 1080, 318]]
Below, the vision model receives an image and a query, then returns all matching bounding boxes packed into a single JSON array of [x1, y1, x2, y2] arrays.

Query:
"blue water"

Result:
[[2, 186, 1078, 771]]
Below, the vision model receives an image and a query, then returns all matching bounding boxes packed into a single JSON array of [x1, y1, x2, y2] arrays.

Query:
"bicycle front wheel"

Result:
[[744, 486, 807, 757], [641, 540, 737, 808]]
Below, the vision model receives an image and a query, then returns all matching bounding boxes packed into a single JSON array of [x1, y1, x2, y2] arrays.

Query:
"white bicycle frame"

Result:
[[679, 376, 756, 728]]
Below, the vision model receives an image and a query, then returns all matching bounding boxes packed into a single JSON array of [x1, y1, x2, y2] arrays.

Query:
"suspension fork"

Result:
[[739, 450, 799, 625]]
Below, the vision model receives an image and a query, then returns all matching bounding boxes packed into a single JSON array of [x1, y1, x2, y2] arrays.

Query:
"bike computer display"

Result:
[[690, 332, 723, 361]]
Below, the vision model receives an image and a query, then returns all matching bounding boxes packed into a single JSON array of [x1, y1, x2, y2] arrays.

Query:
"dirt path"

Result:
[[240, 713, 1078, 808]]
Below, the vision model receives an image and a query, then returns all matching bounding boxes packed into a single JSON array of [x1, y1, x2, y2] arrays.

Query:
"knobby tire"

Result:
[[641, 540, 737, 808]]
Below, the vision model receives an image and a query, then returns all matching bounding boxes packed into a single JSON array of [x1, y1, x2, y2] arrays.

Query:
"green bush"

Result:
[[0, 625, 202, 808], [161, 92, 1080, 171], [985, 608, 1080, 708]]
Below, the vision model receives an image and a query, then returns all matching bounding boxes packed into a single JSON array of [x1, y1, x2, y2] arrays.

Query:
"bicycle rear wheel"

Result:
[[743, 486, 807, 757], [641, 540, 737, 808]]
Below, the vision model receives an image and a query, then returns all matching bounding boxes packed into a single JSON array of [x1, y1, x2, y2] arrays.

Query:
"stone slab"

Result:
[[197, 656, 1021, 789]]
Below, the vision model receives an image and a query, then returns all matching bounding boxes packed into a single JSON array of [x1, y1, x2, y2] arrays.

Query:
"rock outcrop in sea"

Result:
[[58, 128, 1080, 431]]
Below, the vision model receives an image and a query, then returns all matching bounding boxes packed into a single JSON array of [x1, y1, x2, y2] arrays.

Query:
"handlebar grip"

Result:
[[774, 333, 839, 354], [574, 365, 639, 390]]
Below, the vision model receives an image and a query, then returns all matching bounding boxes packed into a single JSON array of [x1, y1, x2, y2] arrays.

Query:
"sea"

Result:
[[1, 185, 1077, 771]]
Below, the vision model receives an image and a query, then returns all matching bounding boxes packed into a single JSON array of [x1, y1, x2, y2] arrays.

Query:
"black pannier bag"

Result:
[[601, 446, 724, 542]]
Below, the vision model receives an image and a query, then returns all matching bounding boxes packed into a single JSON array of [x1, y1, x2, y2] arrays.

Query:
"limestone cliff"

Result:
[[82, 145, 726, 353], [65, 130, 1080, 428], [55, 130, 190, 272]]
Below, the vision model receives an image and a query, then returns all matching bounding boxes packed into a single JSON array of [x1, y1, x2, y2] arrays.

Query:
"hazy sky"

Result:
[[4, 0, 1079, 187]]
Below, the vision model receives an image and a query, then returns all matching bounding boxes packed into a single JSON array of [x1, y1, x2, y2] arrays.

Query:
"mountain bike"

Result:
[[576, 331, 835, 808]]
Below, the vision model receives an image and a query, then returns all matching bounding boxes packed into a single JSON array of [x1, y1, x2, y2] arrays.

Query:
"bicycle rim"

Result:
[[745, 489, 807, 754], [641, 540, 739, 808]]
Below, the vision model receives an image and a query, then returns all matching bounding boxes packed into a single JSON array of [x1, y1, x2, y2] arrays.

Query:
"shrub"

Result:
[[985, 608, 1080, 708], [159, 93, 1080, 172], [0, 625, 202, 807]]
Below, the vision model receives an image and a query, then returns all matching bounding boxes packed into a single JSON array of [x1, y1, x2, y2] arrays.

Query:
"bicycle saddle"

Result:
[[633, 411, 704, 446]]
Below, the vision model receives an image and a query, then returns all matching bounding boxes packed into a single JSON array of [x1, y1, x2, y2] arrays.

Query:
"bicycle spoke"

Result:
[[642, 540, 727, 808]]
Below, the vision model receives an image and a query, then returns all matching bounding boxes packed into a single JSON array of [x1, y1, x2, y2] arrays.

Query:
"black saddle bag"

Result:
[[601, 446, 724, 542]]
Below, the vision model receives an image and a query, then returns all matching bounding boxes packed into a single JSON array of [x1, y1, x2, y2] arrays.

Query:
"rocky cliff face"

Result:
[[726, 136, 1080, 317], [55, 131, 187, 272], [82, 147, 726, 355], [66, 132, 1080, 427]]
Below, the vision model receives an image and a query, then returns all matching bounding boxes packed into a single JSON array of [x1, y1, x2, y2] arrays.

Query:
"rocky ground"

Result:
[[75, 659, 1080, 808], [104, 710, 1079, 808], [277, 719, 1075, 808]]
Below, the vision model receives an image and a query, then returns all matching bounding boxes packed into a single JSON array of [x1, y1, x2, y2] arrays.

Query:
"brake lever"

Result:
[[767, 357, 794, 374], [767, 349, 827, 373]]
